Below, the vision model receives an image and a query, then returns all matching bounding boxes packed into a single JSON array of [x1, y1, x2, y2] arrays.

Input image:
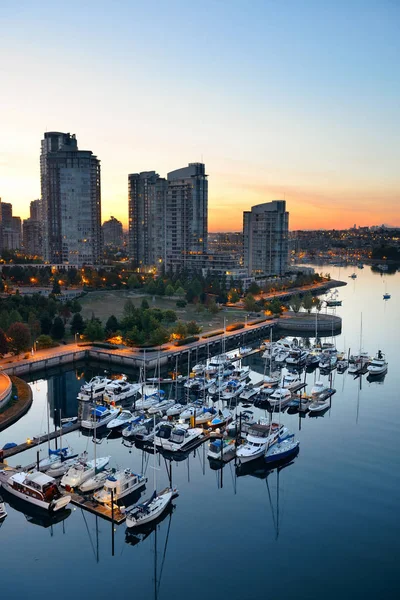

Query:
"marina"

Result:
[[0, 264, 399, 600]]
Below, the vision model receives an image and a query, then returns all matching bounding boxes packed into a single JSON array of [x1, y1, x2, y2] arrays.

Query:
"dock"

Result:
[[69, 491, 126, 523], [2, 421, 81, 459]]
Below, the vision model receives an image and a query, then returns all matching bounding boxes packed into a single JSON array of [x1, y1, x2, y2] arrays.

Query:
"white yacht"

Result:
[[61, 456, 110, 489], [310, 381, 329, 397], [239, 385, 260, 402], [282, 372, 301, 389], [126, 487, 176, 528], [77, 376, 112, 402], [348, 352, 370, 374], [93, 469, 147, 504], [121, 414, 146, 438], [132, 419, 163, 443], [207, 437, 236, 460], [134, 393, 162, 411], [268, 387, 292, 408], [221, 380, 246, 401], [262, 372, 281, 387], [166, 403, 185, 417], [193, 406, 218, 425], [236, 422, 284, 464], [308, 398, 331, 413], [205, 355, 233, 377], [103, 378, 141, 404], [230, 365, 251, 381], [367, 351, 388, 376], [106, 410, 137, 430], [286, 349, 308, 366], [46, 451, 89, 478], [79, 470, 112, 493], [208, 378, 229, 396], [179, 404, 204, 420], [192, 363, 206, 375], [81, 405, 119, 430], [1, 471, 70, 512], [38, 447, 76, 472], [148, 399, 176, 415], [154, 423, 204, 452], [319, 348, 338, 369]]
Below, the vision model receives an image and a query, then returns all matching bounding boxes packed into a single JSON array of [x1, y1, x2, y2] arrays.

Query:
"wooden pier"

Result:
[[2, 421, 81, 459], [69, 491, 126, 523]]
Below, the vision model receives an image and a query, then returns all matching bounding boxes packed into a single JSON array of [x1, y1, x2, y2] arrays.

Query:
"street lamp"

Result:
[[74, 333, 78, 344]]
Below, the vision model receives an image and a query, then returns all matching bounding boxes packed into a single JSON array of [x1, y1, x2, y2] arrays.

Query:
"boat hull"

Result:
[[2, 481, 70, 513]]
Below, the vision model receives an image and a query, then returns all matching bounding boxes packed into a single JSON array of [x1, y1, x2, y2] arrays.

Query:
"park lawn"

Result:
[[79, 290, 246, 332]]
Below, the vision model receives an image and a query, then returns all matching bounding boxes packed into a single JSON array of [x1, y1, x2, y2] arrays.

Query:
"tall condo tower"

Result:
[[243, 200, 289, 276], [128, 171, 167, 268], [40, 132, 102, 266], [166, 163, 208, 271]]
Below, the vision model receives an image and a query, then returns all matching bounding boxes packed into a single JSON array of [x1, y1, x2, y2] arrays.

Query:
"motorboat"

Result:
[[61, 456, 110, 489], [239, 347, 252, 356], [383, 293, 391, 300], [282, 372, 301, 389], [286, 349, 308, 366], [236, 422, 285, 464], [310, 381, 329, 397], [1, 471, 70, 512], [265, 434, 300, 464], [220, 380, 246, 401], [336, 359, 348, 373], [306, 353, 320, 368], [134, 390, 165, 410], [79, 469, 112, 493], [121, 414, 146, 438], [205, 355, 234, 377], [103, 378, 141, 404], [93, 469, 147, 504], [77, 376, 112, 402], [148, 399, 176, 415], [226, 411, 256, 438], [207, 437, 236, 461], [274, 350, 289, 364], [319, 348, 338, 370], [268, 387, 292, 409], [348, 352, 370, 374], [367, 351, 388, 376], [192, 363, 206, 375], [262, 372, 281, 387], [230, 365, 251, 381], [179, 403, 204, 420], [38, 446, 76, 472], [166, 403, 185, 417], [208, 378, 229, 396], [132, 418, 163, 443], [325, 290, 342, 307], [81, 405, 119, 430], [239, 385, 260, 402], [349, 273, 357, 279], [107, 410, 137, 430], [308, 398, 331, 413], [0, 495, 7, 520], [184, 376, 204, 390], [154, 423, 204, 452]]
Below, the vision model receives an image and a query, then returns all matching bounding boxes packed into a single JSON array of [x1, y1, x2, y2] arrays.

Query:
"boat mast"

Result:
[[153, 414, 157, 493]]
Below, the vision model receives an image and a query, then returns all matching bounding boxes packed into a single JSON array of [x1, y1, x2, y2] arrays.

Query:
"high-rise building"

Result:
[[102, 216, 123, 247], [243, 200, 289, 276], [1, 202, 21, 250], [128, 171, 167, 268], [30, 199, 42, 221], [22, 199, 43, 257], [165, 163, 208, 271], [40, 132, 102, 266]]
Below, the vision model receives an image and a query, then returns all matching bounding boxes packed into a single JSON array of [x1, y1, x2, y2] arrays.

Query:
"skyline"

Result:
[[1, 0, 399, 231]]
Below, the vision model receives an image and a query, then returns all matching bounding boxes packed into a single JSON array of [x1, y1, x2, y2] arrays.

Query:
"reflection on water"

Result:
[[1, 264, 400, 600]]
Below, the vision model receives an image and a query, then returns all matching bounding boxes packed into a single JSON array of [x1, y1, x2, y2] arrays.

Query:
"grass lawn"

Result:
[[79, 290, 247, 332]]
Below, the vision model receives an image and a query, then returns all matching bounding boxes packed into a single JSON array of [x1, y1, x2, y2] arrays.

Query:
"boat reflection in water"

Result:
[[0, 488, 71, 529], [236, 454, 298, 480]]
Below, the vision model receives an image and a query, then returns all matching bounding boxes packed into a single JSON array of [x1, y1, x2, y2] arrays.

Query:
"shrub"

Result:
[[226, 323, 244, 332], [202, 330, 224, 339], [174, 336, 199, 346]]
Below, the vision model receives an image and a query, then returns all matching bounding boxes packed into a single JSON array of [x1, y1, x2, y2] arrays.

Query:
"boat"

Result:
[[179, 403, 204, 420], [383, 292, 391, 300], [349, 273, 357, 279], [239, 385, 260, 402], [265, 434, 300, 464], [79, 469, 112, 493], [318, 348, 338, 370], [308, 389, 335, 413], [38, 446, 76, 472], [282, 372, 301, 389], [348, 352, 370, 374], [134, 390, 165, 411], [0, 495, 7, 520], [81, 405, 120, 430], [61, 456, 110, 489], [46, 451, 89, 478], [106, 409, 137, 430], [154, 423, 204, 453], [60, 416, 78, 425], [1, 471, 70, 512], [192, 363, 206, 375], [274, 350, 289, 364], [77, 375, 113, 401], [239, 346, 252, 356], [148, 399, 176, 415], [286, 349, 308, 366], [306, 353, 319, 368], [132, 418, 163, 443], [230, 365, 251, 381], [93, 469, 147, 504], [121, 414, 147, 438], [336, 358, 348, 373], [367, 351, 388, 376], [220, 380, 246, 401], [207, 437, 236, 461], [325, 289, 342, 307], [208, 408, 233, 430], [226, 410, 256, 438], [166, 403, 185, 417], [103, 378, 141, 404], [194, 406, 218, 425], [310, 380, 329, 397], [126, 417, 178, 529], [204, 355, 234, 377], [236, 422, 285, 464], [208, 378, 229, 396], [268, 387, 292, 409]]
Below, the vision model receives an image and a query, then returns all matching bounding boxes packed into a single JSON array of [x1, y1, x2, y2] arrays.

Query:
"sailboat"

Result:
[[125, 416, 179, 528], [0, 495, 7, 520]]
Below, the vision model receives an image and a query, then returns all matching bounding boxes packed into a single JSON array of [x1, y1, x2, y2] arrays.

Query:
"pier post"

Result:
[[111, 489, 115, 556]]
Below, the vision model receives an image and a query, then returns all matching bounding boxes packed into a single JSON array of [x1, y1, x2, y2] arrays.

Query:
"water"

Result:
[[1, 264, 400, 600]]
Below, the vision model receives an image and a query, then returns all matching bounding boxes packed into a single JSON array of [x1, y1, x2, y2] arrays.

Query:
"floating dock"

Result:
[[69, 491, 126, 523], [2, 421, 81, 459]]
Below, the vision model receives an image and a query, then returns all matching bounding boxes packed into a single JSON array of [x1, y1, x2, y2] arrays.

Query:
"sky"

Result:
[[0, 0, 399, 231]]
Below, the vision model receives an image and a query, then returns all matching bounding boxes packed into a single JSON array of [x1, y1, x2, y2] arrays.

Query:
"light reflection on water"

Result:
[[1, 264, 400, 600]]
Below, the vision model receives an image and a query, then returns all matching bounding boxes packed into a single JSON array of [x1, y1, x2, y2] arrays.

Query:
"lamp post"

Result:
[[74, 332, 78, 345]]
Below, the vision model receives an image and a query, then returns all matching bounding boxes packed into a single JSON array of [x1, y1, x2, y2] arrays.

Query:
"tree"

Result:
[[176, 299, 187, 308], [172, 321, 188, 340], [83, 320, 105, 342], [163, 309, 177, 323], [51, 317, 65, 340], [52, 280, 61, 295], [186, 320, 201, 335], [244, 293, 257, 312], [7, 322, 31, 354], [165, 284, 175, 297], [0, 328, 8, 356], [313, 297, 323, 313], [175, 286, 186, 297], [247, 281, 260, 295], [71, 299, 82, 313], [105, 315, 119, 334], [40, 313, 53, 335], [58, 304, 71, 323], [70, 313, 85, 335], [266, 298, 283, 315], [302, 292, 313, 313], [127, 274, 141, 289], [145, 280, 157, 295], [36, 334, 54, 349], [228, 289, 240, 303], [289, 294, 302, 313], [149, 326, 169, 346], [208, 298, 219, 315], [141, 299, 150, 310], [9, 309, 23, 323]]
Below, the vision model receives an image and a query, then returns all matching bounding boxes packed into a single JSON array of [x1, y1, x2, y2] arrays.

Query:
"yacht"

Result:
[[208, 408, 233, 430], [1, 471, 70, 512], [310, 381, 329, 397], [221, 380, 246, 401], [205, 355, 234, 377], [274, 350, 290, 364], [46, 451, 89, 478], [306, 353, 320, 368], [282, 372, 301, 389], [121, 414, 146, 438], [103, 378, 141, 404], [81, 405, 119, 430], [154, 423, 204, 453], [132, 418, 163, 443], [208, 378, 229, 396], [125, 487, 177, 528], [179, 403, 204, 420], [166, 403, 185, 417], [265, 434, 300, 464], [236, 422, 284, 464], [319, 348, 338, 370], [226, 410, 256, 438], [38, 447, 76, 472], [239, 385, 260, 402], [239, 346, 252, 356], [134, 390, 165, 410], [349, 273, 357, 279], [194, 406, 218, 425], [93, 469, 147, 504], [79, 469, 112, 493], [262, 372, 281, 387], [106, 410, 137, 431], [348, 352, 370, 374], [308, 398, 331, 413], [268, 387, 292, 409], [77, 376, 112, 402], [230, 365, 251, 381], [286, 349, 308, 366], [192, 363, 206, 375], [336, 358, 348, 373], [367, 351, 388, 376], [383, 292, 391, 300], [61, 456, 110, 489], [207, 437, 236, 461], [148, 399, 176, 415]]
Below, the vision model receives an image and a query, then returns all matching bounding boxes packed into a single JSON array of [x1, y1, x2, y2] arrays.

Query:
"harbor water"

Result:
[[1, 264, 399, 600]]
